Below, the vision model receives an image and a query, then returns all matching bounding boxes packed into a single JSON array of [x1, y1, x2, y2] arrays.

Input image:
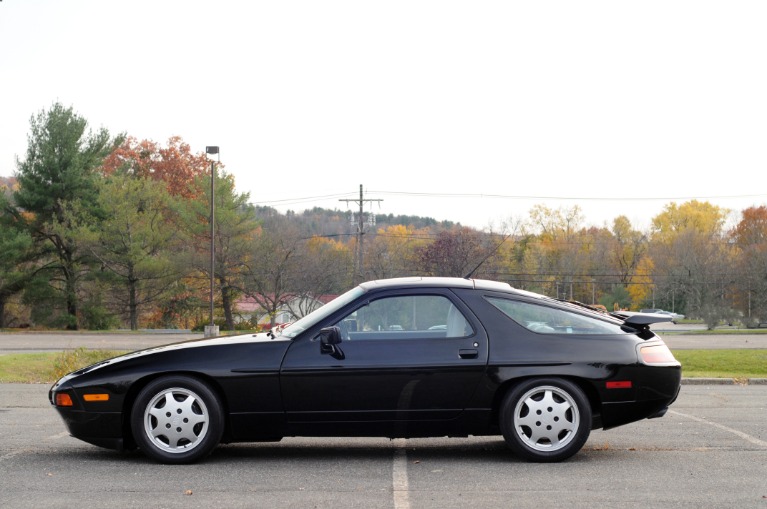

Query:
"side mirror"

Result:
[[319, 326, 342, 346], [319, 326, 345, 359]]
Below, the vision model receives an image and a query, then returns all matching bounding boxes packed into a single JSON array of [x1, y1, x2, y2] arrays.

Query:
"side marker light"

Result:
[[83, 394, 109, 402]]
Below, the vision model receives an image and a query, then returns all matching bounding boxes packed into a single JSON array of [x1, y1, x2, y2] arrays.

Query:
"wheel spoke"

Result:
[[176, 424, 201, 444]]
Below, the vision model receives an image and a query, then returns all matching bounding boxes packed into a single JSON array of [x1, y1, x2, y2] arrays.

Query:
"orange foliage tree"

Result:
[[102, 136, 212, 199], [731, 206, 767, 324], [365, 224, 430, 279]]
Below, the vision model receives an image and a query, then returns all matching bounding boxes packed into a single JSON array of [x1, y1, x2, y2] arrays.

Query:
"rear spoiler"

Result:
[[557, 299, 673, 330], [610, 311, 673, 329]]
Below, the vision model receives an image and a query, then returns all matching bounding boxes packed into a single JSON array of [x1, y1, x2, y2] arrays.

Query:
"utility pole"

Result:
[[339, 185, 382, 284], [205, 146, 220, 338]]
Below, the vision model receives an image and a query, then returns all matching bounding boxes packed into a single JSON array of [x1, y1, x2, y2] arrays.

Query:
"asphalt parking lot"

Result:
[[1, 330, 765, 507], [1, 383, 765, 509]]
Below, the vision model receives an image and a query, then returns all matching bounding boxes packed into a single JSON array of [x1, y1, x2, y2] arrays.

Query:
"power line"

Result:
[[253, 191, 358, 207], [369, 190, 767, 202]]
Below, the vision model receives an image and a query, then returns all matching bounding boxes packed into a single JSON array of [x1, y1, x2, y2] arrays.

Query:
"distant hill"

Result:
[[254, 205, 461, 239]]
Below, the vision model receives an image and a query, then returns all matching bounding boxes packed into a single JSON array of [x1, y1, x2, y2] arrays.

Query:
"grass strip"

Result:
[[0, 348, 127, 383], [673, 349, 767, 378]]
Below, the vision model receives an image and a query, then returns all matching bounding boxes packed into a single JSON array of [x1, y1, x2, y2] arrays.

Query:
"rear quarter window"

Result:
[[486, 297, 629, 335]]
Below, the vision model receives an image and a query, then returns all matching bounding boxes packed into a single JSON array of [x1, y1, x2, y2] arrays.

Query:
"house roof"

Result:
[[236, 294, 338, 313]]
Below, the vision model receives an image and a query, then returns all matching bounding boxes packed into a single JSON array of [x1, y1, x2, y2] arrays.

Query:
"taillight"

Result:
[[640, 343, 677, 365]]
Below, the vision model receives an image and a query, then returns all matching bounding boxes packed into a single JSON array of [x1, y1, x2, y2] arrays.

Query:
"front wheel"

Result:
[[131, 376, 224, 464], [500, 378, 591, 462]]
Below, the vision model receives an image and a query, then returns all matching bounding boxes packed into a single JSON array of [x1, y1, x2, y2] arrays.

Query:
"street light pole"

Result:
[[205, 146, 219, 338]]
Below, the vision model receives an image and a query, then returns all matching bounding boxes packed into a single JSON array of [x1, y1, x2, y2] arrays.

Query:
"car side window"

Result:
[[335, 295, 472, 340], [486, 297, 629, 335]]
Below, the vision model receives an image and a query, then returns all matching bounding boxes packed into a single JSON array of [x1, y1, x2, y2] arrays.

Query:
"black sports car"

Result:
[[50, 277, 681, 464]]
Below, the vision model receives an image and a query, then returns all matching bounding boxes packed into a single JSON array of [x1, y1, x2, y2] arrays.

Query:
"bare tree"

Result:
[[242, 214, 302, 328]]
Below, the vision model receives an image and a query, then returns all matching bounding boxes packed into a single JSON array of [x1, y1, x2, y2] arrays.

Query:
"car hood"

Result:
[[54, 332, 287, 386]]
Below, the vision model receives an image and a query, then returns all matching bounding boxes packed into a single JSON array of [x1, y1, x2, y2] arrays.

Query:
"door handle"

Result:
[[459, 349, 478, 359]]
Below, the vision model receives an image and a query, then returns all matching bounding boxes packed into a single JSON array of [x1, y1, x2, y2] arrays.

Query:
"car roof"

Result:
[[358, 276, 525, 295], [356, 277, 639, 328]]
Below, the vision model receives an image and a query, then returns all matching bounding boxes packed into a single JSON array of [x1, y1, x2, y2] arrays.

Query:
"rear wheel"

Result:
[[131, 376, 224, 464], [500, 378, 591, 462]]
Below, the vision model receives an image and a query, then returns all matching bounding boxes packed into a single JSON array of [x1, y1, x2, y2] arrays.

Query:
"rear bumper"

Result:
[[599, 365, 681, 429], [600, 398, 673, 429]]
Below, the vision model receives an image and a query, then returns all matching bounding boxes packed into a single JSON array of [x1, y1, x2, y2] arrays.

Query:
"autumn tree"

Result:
[[731, 206, 767, 324], [364, 224, 429, 279], [242, 212, 303, 328], [608, 216, 650, 308], [610, 216, 648, 283], [415, 226, 505, 278], [102, 136, 211, 199], [287, 236, 353, 318], [649, 200, 732, 327], [521, 205, 585, 298], [560, 225, 617, 305], [13, 103, 123, 329], [627, 256, 654, 309]]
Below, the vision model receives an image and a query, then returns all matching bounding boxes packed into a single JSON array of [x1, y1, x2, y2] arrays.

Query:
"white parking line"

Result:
[[669, 409, 767, 447], [392, 440, 410, 509]]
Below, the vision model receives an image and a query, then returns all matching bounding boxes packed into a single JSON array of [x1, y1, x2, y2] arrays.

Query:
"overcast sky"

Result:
[[2, 1, 766, 231]]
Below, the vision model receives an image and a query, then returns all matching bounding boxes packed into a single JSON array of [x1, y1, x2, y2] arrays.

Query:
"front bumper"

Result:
[[51, 404, 125, 451]]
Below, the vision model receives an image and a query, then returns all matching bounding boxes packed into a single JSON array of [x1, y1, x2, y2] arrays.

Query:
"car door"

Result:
[[279, 289, 488, 433]]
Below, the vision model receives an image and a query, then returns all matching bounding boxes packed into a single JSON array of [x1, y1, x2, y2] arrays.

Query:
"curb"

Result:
[[682, 378, 767, 385]]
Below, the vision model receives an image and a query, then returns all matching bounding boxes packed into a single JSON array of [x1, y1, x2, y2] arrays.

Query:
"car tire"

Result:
[[131, 375, 224, 464], [500, 378, 591, 462]]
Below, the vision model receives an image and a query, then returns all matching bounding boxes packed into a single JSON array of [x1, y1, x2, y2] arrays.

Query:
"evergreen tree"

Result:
[[181, 171, 260, 331], [79, 174, 181, 330], [0, 191, 34, 328], [13, 103, 123, 329]]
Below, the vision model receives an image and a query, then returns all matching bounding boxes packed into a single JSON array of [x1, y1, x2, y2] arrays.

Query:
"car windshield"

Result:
[[279, 286, 366, 339]]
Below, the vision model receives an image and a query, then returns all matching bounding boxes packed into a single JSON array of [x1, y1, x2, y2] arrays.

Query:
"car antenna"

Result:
[[463, 233, 511, 279]]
